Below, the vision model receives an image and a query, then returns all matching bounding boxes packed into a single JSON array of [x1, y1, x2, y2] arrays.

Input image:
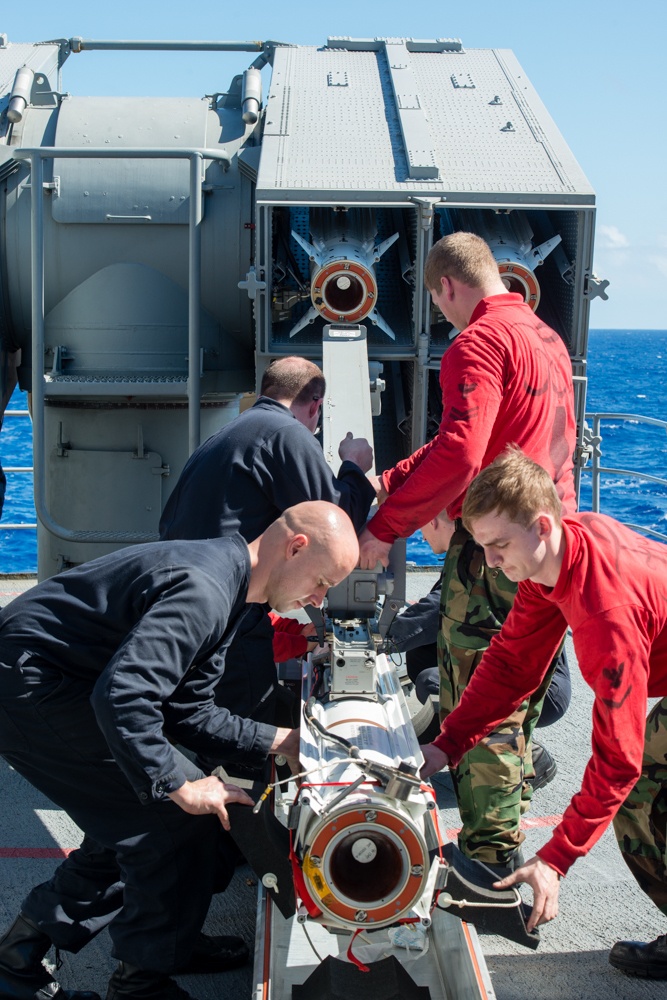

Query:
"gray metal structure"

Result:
[[0, 34, 600, 579]]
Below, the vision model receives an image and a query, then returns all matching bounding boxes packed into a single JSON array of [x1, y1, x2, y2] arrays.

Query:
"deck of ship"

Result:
[[0, 571, 665, 1000]]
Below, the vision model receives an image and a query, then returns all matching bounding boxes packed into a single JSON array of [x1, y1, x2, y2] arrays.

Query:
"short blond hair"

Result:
[[424, 232, 499, 292], [462, 447, 562, 531]]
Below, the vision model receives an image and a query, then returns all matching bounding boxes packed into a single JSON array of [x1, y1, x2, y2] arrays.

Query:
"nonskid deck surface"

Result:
[[0, 571, 664, 1000]]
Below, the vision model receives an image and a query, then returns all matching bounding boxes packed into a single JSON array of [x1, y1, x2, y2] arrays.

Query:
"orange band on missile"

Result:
[[311, 260, 377, 323], [305, 805, 428, 925], [498, 261, 540, 310]]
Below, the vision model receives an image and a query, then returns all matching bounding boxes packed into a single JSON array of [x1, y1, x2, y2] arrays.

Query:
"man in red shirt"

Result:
[[421, 446, 667, 979], [358, 232, 577, 873]]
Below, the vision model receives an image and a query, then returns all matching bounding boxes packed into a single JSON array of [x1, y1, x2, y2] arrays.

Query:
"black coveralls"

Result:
[[159, 396, 375, 728], [0, 538, 275, 972]]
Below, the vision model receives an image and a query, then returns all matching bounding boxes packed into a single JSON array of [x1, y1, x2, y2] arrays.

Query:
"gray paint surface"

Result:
[[257, 42, 594, 204]]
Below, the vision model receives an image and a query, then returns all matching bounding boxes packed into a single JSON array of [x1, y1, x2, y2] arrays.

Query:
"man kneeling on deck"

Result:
[[421, 447, 667, 980], [0, 502, 359, 1000]]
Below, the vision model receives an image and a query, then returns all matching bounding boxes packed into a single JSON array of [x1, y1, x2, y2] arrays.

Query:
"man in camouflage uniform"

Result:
[[614, 710, 667, 926], [422, 447, 667, 979], [419, 508, 564, 862], [359, 232, 577, 873], [437, 529, 558, 862]]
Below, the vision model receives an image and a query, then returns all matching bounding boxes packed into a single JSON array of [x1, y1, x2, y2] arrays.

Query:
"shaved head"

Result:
[[248, 501, 359, 612], [282, 500, 358, 564]]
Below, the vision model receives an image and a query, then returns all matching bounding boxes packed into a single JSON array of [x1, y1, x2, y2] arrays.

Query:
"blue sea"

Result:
[[2, 328, 667, 574]]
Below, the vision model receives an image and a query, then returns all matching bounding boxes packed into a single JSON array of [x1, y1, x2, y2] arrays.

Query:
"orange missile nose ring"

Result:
[[303, 804, 429, 928], [311, 261, 377, 324], [498, 260, 540, 310]]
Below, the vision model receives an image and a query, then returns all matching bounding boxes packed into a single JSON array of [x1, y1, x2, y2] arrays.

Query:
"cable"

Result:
[[252, 756, 367, 814], [438, 894, 522, 911], [300, 920, 324, 963], [303, 697, 361, 757]]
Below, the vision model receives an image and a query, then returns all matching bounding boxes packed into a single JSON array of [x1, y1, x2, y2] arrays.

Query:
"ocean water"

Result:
[[2, 328, 666, 574]]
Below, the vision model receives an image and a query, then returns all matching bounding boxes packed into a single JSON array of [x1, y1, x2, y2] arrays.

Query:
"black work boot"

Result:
[[0, 913, 101, 999], [609, 934, 667, 979], [105, 964, 196, 1000], [174, 933, 249, 975], [528, 740, 557, 792]]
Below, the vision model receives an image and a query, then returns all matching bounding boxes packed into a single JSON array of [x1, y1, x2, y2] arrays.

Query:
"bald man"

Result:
[[0, 502, 358, 1000]]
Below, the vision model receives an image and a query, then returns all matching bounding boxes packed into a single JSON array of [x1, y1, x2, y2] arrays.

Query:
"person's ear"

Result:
[[535, 514, 553, 541], [286, 533, 309, 559], [441, 275, 454, 301]]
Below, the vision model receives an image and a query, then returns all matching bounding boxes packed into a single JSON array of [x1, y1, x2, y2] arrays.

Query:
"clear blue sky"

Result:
[[3, 0, 665, 329]]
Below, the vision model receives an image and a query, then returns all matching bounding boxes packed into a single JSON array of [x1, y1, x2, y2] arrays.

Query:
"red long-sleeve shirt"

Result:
[[433, 513, 667, 875], [268, 612, 310, 662], [367, 294, 577, 542]]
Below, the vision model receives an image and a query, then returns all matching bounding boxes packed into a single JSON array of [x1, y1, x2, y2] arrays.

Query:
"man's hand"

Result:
[[492, 856, 561, 933], [339, 432, 373, 473], [168, 777, 254, 830], [300, 622, 320, 652], [270, 726, 300, 772], [368, 474, 388, 504], [419, 743, 449, 778], [358, 526, 392, 569]]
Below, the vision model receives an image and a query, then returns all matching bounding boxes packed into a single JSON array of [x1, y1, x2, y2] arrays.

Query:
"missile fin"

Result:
[[291, 230, 323, 265], [369, 309, 397, 341], [531, 233, 562, 265], [288, 305, 319, 338], [373, 231, 400, 262]]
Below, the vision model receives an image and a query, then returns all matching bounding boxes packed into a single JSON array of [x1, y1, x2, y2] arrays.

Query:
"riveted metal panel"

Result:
[[385, 40, 439, 180], [257, 42, 595, 205], [48, 447, 164, 535], [259, 46, 405, 197], [412, 48, 593, 197], [51, 97, 209, 223]]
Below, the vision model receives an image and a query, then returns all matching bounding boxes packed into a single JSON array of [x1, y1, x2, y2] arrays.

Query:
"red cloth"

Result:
[[268, 612, 309, 661], [367, 294, 577, 542], [433, 512, 667, 875]]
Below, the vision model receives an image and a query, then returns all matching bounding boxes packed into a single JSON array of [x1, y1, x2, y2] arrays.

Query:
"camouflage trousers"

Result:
[[438, 526, 562, 866], [613, 697, 667, 916]]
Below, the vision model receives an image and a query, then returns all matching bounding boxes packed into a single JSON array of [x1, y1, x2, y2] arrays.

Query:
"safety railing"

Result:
[[1, 406, 35, 533], [14, 144, 232, 546], [583, 411, 667, 543], [2, 408, 667, 566]]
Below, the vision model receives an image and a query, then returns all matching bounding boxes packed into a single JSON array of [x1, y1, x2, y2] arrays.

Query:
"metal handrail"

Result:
[[0, 408, 36, 533], [3, 407, 667, 552], [15, 145, 229, 544], [584, 411, 667, 542]]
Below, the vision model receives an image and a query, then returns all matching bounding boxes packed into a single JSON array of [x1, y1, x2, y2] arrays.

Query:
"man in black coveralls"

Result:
[[159, 356, 376, 737], [0, 502, 359, 1000]]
